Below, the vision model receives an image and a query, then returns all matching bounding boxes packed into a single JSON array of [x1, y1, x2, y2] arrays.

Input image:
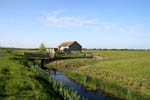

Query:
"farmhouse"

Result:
[[58, 41, 82, 53]]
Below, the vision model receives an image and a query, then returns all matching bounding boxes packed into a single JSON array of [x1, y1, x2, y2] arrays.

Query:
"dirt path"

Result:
[[49, 60, 65, 64], [49, 56, 104, 65], [93, 56, 104, 60]]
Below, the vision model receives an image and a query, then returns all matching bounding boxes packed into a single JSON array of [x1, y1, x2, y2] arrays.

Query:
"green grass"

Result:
[[47, 50, 150, 100], [0, 49, 61, 100], [0, 49, 85, 100]]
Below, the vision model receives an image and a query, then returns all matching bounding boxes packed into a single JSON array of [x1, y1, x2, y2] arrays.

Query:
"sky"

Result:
[[0, 0, 150, 49]]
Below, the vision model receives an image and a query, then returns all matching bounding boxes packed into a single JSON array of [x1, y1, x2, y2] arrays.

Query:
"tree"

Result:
[[38, 43, 46, 52]]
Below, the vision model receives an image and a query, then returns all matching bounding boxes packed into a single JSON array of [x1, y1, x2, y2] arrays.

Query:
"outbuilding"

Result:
[[46, 48, 58, 54], [58, 41, 82, 53]]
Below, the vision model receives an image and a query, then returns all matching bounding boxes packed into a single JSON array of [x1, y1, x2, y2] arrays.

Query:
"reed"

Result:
[[47, 50, 150, 100], [31, 66, 86, 100], [0, 49, 86, 100]]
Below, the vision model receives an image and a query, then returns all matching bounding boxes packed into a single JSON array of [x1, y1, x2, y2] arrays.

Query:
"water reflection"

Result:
[[47, 69, 120, 100]]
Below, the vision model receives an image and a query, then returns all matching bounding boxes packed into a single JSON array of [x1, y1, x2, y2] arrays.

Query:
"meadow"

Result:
[[47, 50, 150, 100], [0, 48, 84, 100]]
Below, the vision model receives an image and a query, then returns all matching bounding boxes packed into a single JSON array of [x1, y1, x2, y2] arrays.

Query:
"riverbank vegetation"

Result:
[[47, 50, 150, 100], [0, 48, 85, 100]]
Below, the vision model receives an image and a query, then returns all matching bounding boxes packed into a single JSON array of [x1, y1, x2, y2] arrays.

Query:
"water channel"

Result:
[[47, 69, 120, 100]]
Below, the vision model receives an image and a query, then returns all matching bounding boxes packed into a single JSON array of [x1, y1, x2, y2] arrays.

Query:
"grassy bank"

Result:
[[0, 49, 85, 100], [47, 50, 150, 100]]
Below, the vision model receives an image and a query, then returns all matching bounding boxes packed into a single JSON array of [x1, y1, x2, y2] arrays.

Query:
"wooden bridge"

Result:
[[24, 52, 55, 68]]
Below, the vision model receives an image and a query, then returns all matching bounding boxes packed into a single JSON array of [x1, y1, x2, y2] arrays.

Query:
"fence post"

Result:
[[84, 53, 86, 58], [41, 59, 45, 68]]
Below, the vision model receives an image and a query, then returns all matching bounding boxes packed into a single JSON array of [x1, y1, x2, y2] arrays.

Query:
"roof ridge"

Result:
[[59, 41, 76, 47]]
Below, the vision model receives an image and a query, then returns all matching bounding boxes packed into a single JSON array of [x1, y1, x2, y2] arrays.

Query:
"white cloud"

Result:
[[119, 25, 143, 35], [38, 10, 148, 37], [41, 10, 97, 28], [102, 22, 119, 30], [0, 41, 15, 47], [49, 10, 65, 16]]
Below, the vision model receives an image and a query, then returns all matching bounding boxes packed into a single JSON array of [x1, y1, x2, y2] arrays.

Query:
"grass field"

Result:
[[0, 48, 84, 100], [47, 50, 150, 100], [0, 49, 61, 100]]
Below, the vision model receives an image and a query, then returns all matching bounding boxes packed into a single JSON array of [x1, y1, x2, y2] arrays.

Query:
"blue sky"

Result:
[[0, 0, 150, 49]]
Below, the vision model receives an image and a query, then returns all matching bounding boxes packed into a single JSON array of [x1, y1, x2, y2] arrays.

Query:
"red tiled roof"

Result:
[[59, 41, 75, 47]]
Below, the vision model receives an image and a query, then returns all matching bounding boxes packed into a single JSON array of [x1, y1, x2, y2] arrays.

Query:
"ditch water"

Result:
[[0, 54, 4, 58], [47, 69, 119, 100]]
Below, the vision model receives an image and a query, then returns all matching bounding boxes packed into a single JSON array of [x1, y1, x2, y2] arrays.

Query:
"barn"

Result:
[[58, 41, 82, 53]]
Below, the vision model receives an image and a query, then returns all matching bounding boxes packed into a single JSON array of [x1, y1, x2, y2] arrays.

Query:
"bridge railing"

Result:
[[24, 52, 51, 59]]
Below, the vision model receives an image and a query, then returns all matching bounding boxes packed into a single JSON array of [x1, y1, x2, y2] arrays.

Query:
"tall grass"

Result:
[[31, 66, 85, 100], [62, 70, 150, 100], [0, 49, 62, 100], [47, 50, 150, 100], [0, 49, 85, 100]]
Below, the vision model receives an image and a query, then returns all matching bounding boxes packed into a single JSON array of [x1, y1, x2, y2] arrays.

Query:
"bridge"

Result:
[[24, 52, 55, 68]]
